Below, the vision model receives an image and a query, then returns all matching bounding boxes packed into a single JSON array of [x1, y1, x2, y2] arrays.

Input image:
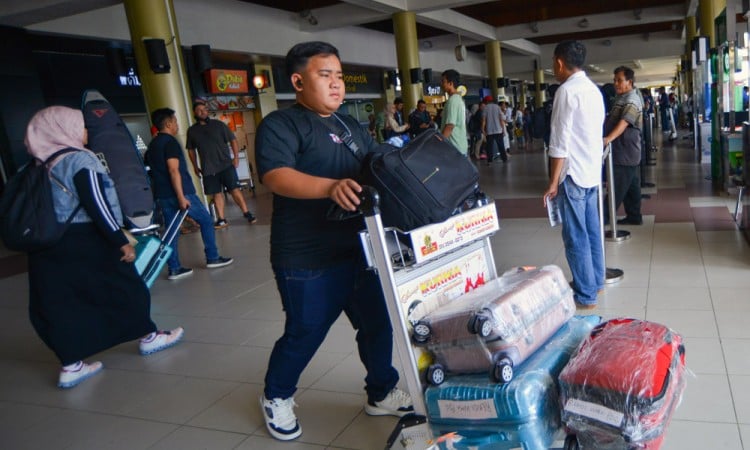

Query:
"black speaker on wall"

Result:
[[105, 47, 127, 78], [422, 68, 432, 84], [387, 70, 398, 87], [497, 77, 510, 88], [409, 67, 421, 83], [191, 44, 212, 73], [143, 38, 170, 73]]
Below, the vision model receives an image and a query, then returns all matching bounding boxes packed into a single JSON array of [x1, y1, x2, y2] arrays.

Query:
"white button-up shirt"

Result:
[[548, 71, 605, 188]]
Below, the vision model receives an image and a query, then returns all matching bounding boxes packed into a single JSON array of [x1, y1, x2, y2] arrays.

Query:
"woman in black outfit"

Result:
[[24, 106, 184, 389]]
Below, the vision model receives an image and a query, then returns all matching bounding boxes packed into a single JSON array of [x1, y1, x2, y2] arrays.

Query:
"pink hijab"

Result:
[[25, 106, 86, 165]]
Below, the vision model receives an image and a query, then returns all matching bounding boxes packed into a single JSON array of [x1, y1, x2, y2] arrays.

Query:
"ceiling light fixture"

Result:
[[602, 39, 612, 47], [578, 18, 589, 29], [633, 59, 643, 69], [530, 22, 539, 33], [299, 9, 318, 26], [421, 40, 433, 49], [633, 9, 642, 20]]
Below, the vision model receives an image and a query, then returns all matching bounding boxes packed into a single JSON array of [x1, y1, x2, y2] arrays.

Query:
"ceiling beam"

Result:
[[498, 4, 685, 40]]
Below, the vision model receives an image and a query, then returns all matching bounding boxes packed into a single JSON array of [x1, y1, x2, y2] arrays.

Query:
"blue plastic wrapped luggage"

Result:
[[424, 315, 602, 450]]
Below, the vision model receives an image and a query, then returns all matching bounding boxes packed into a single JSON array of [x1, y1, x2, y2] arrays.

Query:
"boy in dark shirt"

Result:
[[255, 41, 412, 442], [145, 108, 233, 280]]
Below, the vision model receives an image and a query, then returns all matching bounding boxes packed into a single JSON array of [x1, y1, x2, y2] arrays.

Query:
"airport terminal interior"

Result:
[[1, 0, 750, 449], [1, 130, 749, 449]]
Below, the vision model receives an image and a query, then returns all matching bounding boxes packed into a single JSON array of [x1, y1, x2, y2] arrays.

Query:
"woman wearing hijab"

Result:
[[25, 106, 184, 389]]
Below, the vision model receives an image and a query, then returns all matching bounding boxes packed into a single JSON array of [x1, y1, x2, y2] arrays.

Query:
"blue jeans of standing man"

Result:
[[559, 176, 604, 305], [157, 194, 220, 271], [264, 258, 399, 403]]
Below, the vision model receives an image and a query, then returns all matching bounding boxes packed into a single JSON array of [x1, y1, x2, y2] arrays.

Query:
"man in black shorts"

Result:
[[186, 102, 257, 228]]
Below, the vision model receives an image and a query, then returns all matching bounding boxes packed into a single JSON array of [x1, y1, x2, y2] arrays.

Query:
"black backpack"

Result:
[[0, 148, 81, 252]]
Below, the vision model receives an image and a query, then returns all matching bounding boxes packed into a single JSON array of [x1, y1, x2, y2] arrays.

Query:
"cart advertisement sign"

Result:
[[410, 203, 499, 264], [396, 247, 491, 370]]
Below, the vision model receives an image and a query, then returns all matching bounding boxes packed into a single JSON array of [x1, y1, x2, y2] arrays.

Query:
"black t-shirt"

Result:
[[186, 119, 235, 175], [145, 133, 196, 199], [256, 104, 378, 269]]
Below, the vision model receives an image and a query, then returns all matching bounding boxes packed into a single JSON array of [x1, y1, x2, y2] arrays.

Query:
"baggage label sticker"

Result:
[[437, 399, 498, 420], [564, 399, 624, 428]]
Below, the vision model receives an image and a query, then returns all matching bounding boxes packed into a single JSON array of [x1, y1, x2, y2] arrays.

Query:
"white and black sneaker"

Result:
[[364, 388, 414, 417], [206, 256, 233, 269], [260, 395, 302, 441]]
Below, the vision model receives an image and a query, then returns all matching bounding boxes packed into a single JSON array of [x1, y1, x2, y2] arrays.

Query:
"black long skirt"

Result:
[[28, 223, 156, 365]]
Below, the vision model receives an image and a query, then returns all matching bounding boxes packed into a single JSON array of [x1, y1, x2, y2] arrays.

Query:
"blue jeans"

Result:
[[157, 194, 219, 271], [559, 176, 604, 305], [264, 259, 399, 403]]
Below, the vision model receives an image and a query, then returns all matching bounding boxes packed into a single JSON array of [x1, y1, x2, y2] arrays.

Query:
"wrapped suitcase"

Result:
[[134, 209, 188, 288], [425, 315, 602, 450], [559, 318, 687, 450], [413, 265, 575, 385]]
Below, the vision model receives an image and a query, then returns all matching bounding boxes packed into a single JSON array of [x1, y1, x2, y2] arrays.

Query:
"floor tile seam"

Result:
[[144, 424, 251, 450]]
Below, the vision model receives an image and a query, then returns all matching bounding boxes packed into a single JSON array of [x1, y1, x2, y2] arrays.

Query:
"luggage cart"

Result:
[[357, 186, 500, 449]]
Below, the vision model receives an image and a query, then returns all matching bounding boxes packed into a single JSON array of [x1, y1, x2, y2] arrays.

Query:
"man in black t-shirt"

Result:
[[255, 41, 412, 442], [186, 102, 256, 228], [145, 108, 233, 280]]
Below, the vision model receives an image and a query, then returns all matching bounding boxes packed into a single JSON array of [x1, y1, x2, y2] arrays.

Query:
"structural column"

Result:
[[700, 0, 716, 47], [685, 15, 697, 96], [392, 12, 421, 113], [534, 68, 545, 108], [485, 40, 503, 100], [123, 0, 201, 194]]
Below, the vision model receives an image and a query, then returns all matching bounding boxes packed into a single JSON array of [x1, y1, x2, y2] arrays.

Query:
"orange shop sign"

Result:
[[205, 69, 249, 94]]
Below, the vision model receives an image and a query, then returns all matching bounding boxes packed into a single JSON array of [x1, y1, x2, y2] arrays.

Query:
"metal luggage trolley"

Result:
[[357, 186, 500, 450]]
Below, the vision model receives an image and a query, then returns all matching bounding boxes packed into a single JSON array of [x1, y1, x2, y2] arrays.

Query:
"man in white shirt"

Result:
[[543, 40, 605, 309], [482, 96, 507, 164]]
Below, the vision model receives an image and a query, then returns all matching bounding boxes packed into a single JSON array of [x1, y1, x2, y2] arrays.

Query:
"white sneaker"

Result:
[[364, 387, 414, 417], [139, 327, 184, 355], [58, 361, 103, 389], [260, 395, 302, 441]]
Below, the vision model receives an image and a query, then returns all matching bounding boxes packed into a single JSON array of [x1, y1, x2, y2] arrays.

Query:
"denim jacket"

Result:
[[48, 150, 124, 225]]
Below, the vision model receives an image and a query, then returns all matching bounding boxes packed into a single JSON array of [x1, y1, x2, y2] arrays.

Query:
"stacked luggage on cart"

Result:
[[356, 128, 687, 450]]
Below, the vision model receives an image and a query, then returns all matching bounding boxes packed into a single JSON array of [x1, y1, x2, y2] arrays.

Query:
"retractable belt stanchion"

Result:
[[601, 144, 625, 283], [604, 143, 631, 242]]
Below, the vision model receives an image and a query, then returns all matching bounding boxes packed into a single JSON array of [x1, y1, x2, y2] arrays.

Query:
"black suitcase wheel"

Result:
[[564, 434, 579, 450], [412, 321, 431, 344], [427, 364, 445, 385], [469, 313, 492, 338], [492, 358, 514, 384]]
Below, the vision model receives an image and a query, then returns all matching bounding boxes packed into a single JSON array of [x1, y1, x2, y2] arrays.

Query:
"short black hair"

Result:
[[614, 65, 635, 84], [553, 40, 586, 70], [417, 99, 426, 106], [192, 101, 206, 111], [285, 41, 340, 77], [441, 69, 460, 87], [394, 97, 403, 105], [151, 108, 175, 131]]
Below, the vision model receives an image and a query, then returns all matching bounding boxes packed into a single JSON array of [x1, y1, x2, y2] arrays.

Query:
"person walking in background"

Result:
[[482, 96, 507, 164], [255, 41, 413, 442], [440, 69, 468, 155], [408, 99, 433, 138], [146, 108, 234, 280], [542, 40, 605, 310], [186, 102, 257, 229], [24, 106, 184, 389], [603, 66, 644, 226]]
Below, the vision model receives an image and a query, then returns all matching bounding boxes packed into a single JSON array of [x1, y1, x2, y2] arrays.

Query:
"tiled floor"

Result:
[[1, 128, 749, 449]]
